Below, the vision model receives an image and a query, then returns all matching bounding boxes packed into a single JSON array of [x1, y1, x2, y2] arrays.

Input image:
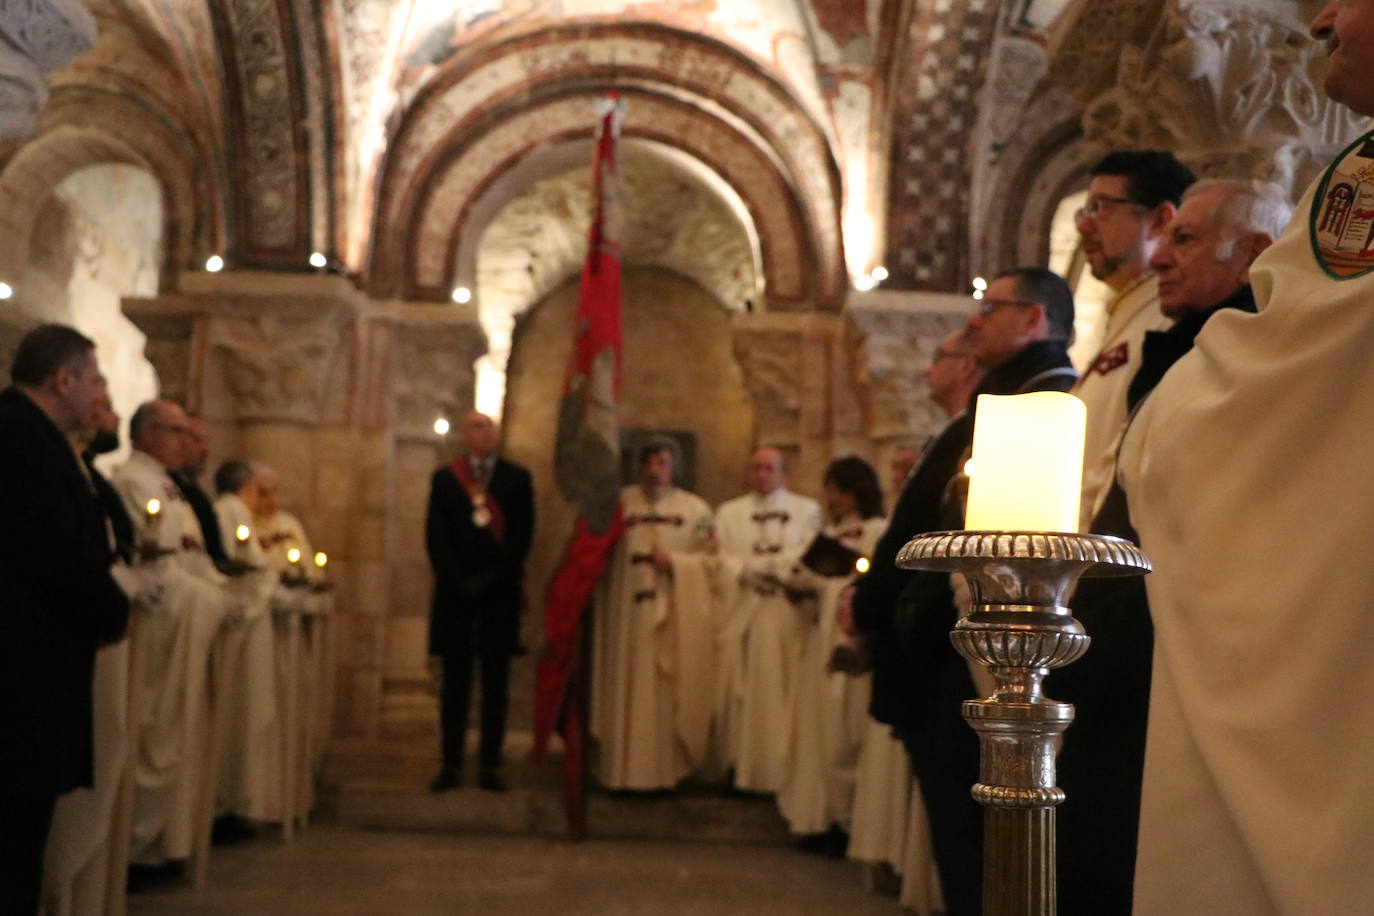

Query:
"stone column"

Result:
[[1049, 0, 1366, 195], [125, 273, 487, 749], [0, 0, 96, 141], [374, 305, 485, 740]]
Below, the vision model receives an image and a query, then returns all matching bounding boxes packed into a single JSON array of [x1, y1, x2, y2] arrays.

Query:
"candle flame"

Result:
[[145, 498, 161, 516], [286, 547, 302, 564], [855, 556, 871, 574], [235, 524, 250, 542], [314, 551, 328, 568]]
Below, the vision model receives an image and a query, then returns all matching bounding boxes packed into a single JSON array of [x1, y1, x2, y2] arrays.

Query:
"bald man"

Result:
[[714, 446, 820, 791], [425, 411, 534, 792], [112, 399, 232, 865]]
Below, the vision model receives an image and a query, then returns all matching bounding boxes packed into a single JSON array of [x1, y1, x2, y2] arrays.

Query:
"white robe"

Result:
[[112, 450, 230, 864], [1119, 130, 1374, 915], [714, 488, 820, 790], [591, 485, 715, 790], [1072, 272, 1170, 530], [775, 514, 882, 834], [256, 508, 326, 819], [214, 493, 282, 822]]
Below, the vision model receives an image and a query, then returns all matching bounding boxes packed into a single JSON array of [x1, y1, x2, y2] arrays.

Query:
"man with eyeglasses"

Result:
[[1110, 4, 1374, 911], [171, 415, 229, 569], [1072, 150, 1194, 531], [112, 399, 233, 868], [1054, 177, 1289, 916]]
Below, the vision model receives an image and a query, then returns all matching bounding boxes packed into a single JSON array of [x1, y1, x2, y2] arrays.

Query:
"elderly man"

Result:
[[0, 325, 128, 913], [425, 411, 534, 793], [252, 465, 314, 573], [212, 459, 283, 831], [591, 437, 715, 790], [113, 399, 232, 866], [1071, 150, 1195, 529], [1054, 178, 1289, 915], [848, 270, 1077, 915], [1113, 4, 1374, 911], [713, 447, 820, 790]]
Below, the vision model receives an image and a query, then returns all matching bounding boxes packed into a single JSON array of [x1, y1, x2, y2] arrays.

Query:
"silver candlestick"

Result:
[[896, 530, 1150, 916]]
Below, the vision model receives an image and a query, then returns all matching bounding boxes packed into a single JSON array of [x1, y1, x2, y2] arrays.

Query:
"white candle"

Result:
[[963, 392, 1085, 533], [286, 546, 302, 565]]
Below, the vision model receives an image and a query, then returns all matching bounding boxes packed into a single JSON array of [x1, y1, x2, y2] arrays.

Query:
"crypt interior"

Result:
[[0, 0, 1362, 878]]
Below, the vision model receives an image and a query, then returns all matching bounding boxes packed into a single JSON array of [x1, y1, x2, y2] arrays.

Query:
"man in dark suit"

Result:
[[0, 324, 130, 913], [426, 410, 534, 792], [171, 413, 228, 567]]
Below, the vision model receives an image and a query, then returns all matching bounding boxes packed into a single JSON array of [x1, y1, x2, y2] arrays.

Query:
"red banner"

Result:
[[532, 93, 626, 837]]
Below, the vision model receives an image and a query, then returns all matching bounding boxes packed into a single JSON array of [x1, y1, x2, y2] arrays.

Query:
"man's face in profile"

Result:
[[1312, 0, 1374, 116]]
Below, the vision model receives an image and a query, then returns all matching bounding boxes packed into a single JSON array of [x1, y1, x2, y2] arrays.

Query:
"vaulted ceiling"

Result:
[[3, 0, 1082, 309]]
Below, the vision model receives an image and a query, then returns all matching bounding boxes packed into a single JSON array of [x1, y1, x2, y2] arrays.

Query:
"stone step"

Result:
[[325, 732, 794, 846]]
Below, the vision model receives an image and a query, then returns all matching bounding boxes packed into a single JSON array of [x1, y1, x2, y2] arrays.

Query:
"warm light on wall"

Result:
[[433, 417, 450, 436], [964, 392, 1085, 533], [309, 252, 327, 268], [451, 286, 472, 304], [205, 255, 224, 272]]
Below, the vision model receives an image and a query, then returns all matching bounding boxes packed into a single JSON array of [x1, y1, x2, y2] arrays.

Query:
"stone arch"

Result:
[[502, 265, 755, 623], [368, 20, 845, 310], [0, 94, 208, 290]]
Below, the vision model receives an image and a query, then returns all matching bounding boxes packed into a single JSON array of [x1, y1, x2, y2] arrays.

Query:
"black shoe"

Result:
[[126, 861, 184, 893], [478, 769, 508, 793], [211, 813, 258, 845], [429, 767, 462, 792]]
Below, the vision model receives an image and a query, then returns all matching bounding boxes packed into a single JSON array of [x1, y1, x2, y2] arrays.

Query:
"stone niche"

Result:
[[502, 265, 755, 699]]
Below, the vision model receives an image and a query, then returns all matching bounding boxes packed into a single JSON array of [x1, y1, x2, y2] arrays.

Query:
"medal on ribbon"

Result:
[[471, 492, 492, 528]]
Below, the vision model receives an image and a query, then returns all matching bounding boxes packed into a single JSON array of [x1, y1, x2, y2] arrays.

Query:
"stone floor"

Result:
[[127, 827, 902, 915]]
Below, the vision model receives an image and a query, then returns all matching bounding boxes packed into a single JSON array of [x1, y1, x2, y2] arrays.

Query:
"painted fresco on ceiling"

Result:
[[398, 0, 881, 87]]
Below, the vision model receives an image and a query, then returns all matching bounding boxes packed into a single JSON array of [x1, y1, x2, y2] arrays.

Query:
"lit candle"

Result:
[[144, 498, 162, 541], [145, 498, 161, 518], [313, 551, 328, 569], [286, 546, 302, 565], [235, 524, 252, 562], [235, 524, 250, 543], [963, 392, 1085, 533], [855, 556, 871, 574]]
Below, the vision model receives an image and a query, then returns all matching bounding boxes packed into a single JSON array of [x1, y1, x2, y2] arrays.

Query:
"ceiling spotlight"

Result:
[[0, 282, 13, 300], [871, 266, 889, 282], [973, 290, 985, 300], [433, 417, 450, 436], [309, 252, 327, 268], [972, 276, 988, 291], [854, 274, 876, 292], [451, 286, 472, 304], [205, 255, 224, 273]]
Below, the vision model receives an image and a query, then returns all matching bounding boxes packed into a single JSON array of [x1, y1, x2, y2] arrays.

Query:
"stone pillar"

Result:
[[1049, 0, 1366, 195], [0, 0, 96, 141], [125, 273, 487, 749], [376, 306, 484, 740]]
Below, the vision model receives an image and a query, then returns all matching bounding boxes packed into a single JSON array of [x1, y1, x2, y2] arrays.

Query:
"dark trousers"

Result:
[[0, 783, 59, 914], [439, 627, 511, 772]]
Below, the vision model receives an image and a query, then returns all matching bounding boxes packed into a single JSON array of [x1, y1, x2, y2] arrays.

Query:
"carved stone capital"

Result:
[[0, 35, 45, 142], [1055, 0, 1366, 194], [732, 315, 805, 447], [847, 293, 971, 443], [388, 305, 486, 442], [0, 0, 94, 73], [208, 315, 344, 424]]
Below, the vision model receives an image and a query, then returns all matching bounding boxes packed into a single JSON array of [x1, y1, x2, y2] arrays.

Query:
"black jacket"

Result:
[[425, 456, 534, 656], [0, 387, 129, 794], [1055, 284, 1256, 916], [172, 470, 227, 564]]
